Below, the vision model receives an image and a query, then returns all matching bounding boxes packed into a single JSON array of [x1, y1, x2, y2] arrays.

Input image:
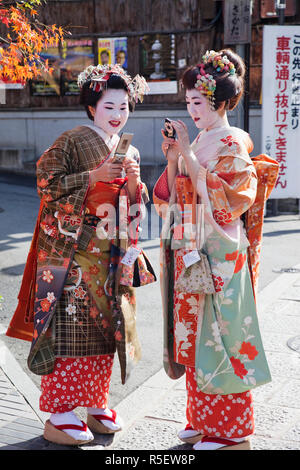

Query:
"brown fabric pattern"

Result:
[[54, 238, 116, 358], [36, 126, 112, 216]]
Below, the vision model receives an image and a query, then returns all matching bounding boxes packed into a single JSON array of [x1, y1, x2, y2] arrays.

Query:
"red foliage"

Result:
[[0, 1, 67, 83]]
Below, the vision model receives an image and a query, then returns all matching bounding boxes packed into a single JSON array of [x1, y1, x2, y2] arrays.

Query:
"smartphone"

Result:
[[164, 118, 176, 139], [112, 132, 134, 163]]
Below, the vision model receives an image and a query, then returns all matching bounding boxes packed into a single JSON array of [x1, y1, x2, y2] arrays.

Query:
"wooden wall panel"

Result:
[[3, 0, 300, 109], [2, 0, 218, 108]]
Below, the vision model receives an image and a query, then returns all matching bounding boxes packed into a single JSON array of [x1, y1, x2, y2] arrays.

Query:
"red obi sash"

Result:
[[85, 178, 126, 215]]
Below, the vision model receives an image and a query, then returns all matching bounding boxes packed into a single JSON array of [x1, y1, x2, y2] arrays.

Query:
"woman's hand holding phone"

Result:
[[123, 156, 141, 203], [89, 157, 123, 184], [169, 120, 191, 159], [124, 156, 140, 181], [161, 128, 179, 164]]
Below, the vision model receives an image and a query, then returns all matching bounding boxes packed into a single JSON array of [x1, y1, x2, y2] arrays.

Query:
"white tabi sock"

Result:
[[50, 411, 93, 441], [178, 428, 202, 439]]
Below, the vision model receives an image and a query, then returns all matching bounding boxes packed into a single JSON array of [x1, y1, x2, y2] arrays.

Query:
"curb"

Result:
[[0, 339, 48, 424]]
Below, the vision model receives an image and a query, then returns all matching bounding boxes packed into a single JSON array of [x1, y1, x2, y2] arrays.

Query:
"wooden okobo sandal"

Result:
[[43, 419, 94, 446], [87, 409, 122, 434]]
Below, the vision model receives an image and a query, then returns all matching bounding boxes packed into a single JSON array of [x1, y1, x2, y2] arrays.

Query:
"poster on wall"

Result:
[[139, 34, 177, 94], [114, 37, 128, 70], [98, 37, 128, 69], [262, 25, 300, 198], [30, 40, 94, 96], [30, 45, 61, 96], [98, 39, 115, 65], [61, 39, 94, 95]]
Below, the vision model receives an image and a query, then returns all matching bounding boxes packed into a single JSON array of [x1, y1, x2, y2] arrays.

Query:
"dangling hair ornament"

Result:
[[195, 63, 216, 110], [77, 64, 149, 103], [195, 50, 236, 109]]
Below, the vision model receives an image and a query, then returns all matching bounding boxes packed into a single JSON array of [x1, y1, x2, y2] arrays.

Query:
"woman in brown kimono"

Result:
[[6, 64, 149, 445]]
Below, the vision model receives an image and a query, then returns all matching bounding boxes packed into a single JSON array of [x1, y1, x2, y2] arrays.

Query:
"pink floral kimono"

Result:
[[153, 126, 278, 438]]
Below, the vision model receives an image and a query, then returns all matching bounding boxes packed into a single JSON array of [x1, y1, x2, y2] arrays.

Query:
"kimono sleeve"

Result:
[[198, 154, 257, 226], [152, 167, 170, 218], [36, 134, 90, 217]]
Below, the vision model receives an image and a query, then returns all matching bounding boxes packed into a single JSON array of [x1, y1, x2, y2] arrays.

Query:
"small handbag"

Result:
[[174, 191, 216, 295], [116, 180, 157, 288], [119, 248, 157, 288]]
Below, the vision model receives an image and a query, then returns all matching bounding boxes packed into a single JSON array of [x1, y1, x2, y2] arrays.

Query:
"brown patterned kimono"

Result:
[[7, 125, 148, 385]]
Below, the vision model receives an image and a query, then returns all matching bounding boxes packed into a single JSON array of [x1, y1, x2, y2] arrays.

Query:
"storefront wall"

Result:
[[0, 107, 262, 189]]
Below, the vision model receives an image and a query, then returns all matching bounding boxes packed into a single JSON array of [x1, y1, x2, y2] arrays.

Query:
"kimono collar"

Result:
[[179, 125, 253, 175], [84, 124, 120, 151], [193, 126, 253, 153]]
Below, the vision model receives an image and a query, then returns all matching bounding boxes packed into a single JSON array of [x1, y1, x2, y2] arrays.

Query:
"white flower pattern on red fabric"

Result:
[[40, 355, 114, 413], [185, 367, 254, 438]]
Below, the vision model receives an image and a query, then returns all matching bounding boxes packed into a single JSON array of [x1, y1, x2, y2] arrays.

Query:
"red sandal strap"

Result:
[[90, 409, 117, 424], [185, 424, 194, 431], [53, 420, 88, 433], [201, 436, 244, 447]]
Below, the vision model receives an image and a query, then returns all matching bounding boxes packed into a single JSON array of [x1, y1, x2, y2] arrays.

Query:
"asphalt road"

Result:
[[0, 171, 300, 410]]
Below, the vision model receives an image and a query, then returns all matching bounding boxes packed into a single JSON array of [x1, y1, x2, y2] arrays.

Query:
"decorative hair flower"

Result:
[[202, 50, 219, 64], [77, 64, 149, 103], [194, 50, 236, 109], [194, 63, 216, 109], [212, 54, 235, 75], [202, 50, 236, 75]]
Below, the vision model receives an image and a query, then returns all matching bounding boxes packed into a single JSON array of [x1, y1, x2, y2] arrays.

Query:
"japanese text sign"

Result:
[[262, 26, 300, 198], [224, 0, 252, 45]]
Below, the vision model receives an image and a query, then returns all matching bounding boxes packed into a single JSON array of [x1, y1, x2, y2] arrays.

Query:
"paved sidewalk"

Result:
[[0, 267, 300, 450]]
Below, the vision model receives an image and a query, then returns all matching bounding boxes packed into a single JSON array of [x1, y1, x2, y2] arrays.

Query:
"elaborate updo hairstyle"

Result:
[[181, 49, 246, 111], [80, 74, 135, 121]]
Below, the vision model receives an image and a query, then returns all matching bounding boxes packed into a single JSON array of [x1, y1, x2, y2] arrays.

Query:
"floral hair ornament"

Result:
[[195, 63, 216, 110], [194, 50, 236, 109], [77, 64, 149, 103], [202, 50, 236, 75]]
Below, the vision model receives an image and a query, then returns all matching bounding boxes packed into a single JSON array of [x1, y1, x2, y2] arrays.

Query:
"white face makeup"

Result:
[[93, 88, 130, 136], [185, 88, 225, 131]]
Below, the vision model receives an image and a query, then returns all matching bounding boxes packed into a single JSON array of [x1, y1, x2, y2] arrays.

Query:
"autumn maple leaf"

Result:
[[0, 0, 68, 83]]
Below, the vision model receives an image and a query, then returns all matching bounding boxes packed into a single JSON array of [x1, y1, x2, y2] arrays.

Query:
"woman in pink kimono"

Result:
[[153, 49, 275, 450]]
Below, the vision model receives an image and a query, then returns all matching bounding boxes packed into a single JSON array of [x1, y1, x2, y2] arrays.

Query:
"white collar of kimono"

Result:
[[85, 124, 120, 151], [192, 125, 251, 158], [179, 125, 252, 174]]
